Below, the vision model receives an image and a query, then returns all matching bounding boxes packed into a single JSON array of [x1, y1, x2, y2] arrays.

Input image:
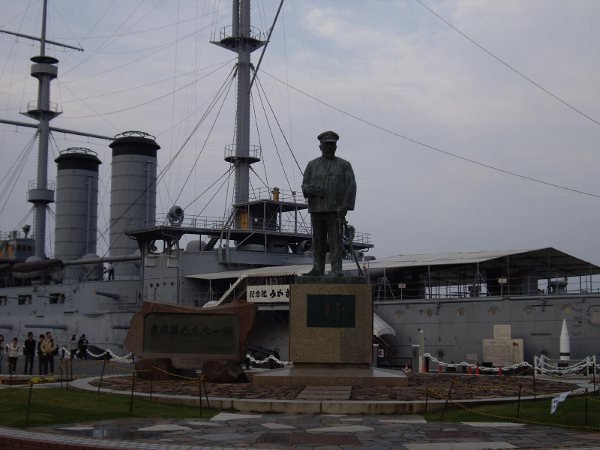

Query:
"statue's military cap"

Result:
[[317, 130, 339, 143]]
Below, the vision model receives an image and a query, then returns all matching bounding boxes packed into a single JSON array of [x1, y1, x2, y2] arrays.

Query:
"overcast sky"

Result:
[[1, 0, 599, 265]]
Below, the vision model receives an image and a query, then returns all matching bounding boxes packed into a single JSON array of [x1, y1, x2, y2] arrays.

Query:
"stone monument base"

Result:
[[253, 365, 407, 386]]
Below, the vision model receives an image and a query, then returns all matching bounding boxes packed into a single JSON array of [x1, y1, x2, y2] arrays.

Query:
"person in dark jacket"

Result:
[[37, 334, 45, 375], [23, 331, 36, 374]]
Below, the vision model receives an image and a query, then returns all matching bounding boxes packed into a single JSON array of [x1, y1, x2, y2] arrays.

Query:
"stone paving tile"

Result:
[[461, 422, 526, 427], [3, 410, 600, 449], [405, 444, 517, 450]]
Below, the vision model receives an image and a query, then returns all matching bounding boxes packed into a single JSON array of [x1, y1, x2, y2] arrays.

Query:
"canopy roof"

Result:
[[187, 247, 600, 281]]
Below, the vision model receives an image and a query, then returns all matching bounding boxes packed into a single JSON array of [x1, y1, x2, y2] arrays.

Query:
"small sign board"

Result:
[[247, 284, 290, 303], [306, 294, 356, 328], [143, 313, 238, 355]]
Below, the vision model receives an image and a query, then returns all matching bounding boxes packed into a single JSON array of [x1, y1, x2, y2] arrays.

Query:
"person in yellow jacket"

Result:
[[40, 332, 58, 375]]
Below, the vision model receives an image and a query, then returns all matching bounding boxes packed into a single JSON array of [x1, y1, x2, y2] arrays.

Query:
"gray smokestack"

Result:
[[108, 131, 160, 277], [54, 148, 101, 261]]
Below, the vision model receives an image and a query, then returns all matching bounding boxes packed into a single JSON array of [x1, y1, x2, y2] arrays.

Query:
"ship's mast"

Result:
[[23, 0, 60, 258], [213, 0, 265, 228]]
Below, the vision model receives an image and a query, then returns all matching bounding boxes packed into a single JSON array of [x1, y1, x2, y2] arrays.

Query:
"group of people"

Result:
[[0, 332, 90, 376]]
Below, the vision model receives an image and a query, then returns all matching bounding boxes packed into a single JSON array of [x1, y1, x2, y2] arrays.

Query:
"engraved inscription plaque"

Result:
[[306, 294, 355, 328], [143, 313, 239, 355]]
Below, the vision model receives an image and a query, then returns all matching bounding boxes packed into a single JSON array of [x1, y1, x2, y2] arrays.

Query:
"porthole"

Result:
[[456, 307, 465, 317], [394, 309, 403, 319], [561, 304, 573, 316], [425, 309, 433, 318], [437, 349, 445, 359], [488, 306, 499, 316]]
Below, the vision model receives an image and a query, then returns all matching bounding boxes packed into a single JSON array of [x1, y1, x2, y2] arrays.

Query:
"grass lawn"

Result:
[[425, 395, 600, 431], [0, 386, 218, 428]]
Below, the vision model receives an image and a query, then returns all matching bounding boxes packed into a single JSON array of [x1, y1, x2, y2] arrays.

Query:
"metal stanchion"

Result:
[[97, 355, 108, 394], [149, 367, 154, 401], [59, 357, 63, 388], [440, 377, 456, 420], [517, 384, 522, 418], [26, 382, 34, 426], [129, 355, 136, 415], [198, 376, 203, 416], [585, 388, 589, 426]]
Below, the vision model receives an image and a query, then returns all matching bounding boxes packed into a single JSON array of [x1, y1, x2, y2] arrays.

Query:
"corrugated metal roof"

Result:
[[186, 247, 600, 280], [363, 248, 540, 269]]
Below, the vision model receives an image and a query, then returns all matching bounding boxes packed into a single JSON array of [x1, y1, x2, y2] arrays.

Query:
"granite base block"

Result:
[[252, 366, 407, 387]]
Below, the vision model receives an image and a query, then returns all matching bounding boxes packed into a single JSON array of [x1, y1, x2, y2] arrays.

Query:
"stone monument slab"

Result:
[[482, 338, 523, 367], [124, 301, 257, 370]]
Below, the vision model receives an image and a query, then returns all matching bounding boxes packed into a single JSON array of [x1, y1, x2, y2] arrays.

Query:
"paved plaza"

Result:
[[0, 361, 598, 449]]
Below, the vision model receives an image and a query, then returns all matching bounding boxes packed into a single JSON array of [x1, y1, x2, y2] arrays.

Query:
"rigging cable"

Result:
[[61, 58, 234, 119], [173, 66, 236, 205], [183, 167, 234, 217], [263, 70, 600, 199], [0, 132, 37, 217], [414, 0, 600, 129], [251, 91, 270, 189], [255, 74, 303, 175], [252, 84, 293, 191], [94, 65, 239, 254]]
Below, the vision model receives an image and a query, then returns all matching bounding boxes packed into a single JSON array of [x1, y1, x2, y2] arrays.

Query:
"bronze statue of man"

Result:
[[302, 131, 356, 276]]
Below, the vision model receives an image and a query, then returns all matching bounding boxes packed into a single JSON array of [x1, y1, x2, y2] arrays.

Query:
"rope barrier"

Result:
[[424, 353, 599, 376], [245, 353, 290, 366], [427, 386, 600, 432]]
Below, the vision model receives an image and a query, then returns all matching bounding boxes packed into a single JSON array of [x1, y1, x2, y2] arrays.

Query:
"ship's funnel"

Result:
[[54, 148, 101, 280], [109, 131, 160, 277]]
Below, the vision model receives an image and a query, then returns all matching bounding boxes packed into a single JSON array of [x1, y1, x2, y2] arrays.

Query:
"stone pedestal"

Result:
[[253, 280, 406, 387]]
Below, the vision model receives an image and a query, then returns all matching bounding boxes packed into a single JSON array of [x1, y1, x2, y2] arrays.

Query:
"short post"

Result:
[[97, 355, 108, 394], [149, 367, 154, 401], [517, 384, 522, 418], [198, 375, 203, 416], [203, 377, 210, 408], [424, 389, 429, 413], [59, 357, 63, 389], [585, 388, 589, 426], [129, 355, 136, 415], [440, 376, 456, 420], [26, 381, 34, 426], [533, 366, 537, 400]]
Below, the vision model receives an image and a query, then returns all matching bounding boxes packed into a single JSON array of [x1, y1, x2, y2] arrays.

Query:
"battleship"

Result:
[[1, 1, 599, 366]]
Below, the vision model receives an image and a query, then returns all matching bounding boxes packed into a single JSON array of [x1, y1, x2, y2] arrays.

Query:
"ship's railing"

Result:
[[156, 214, 229, 230], [248, 187, 303, 204], [214, 25, 265, 42], [0, 230, 33, 240], [154, 212, 371, 245], [373, 281, 600, 301]]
